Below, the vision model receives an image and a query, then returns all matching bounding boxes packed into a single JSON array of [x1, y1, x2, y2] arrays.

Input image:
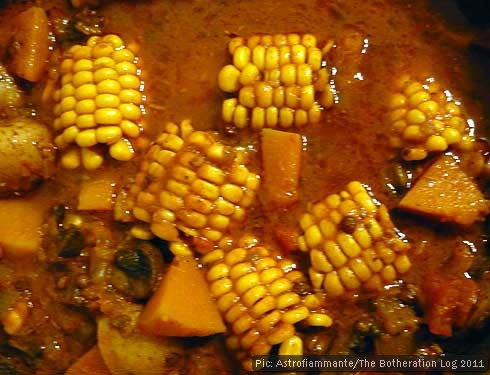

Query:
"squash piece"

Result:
[[261, 128, 302, 208], [0, 196, 49, 258], [65, 346, 112, 375], [139, 256, 226, 337], [78, 175, 116, 211], [399, 153, 488, 225], [9, 7, 49, 82]]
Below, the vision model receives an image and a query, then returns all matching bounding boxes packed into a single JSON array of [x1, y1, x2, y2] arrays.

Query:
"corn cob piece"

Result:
[[52, 34, 145, 169], [387, 75, 475, 161], [298, 181, 411, 296], [201, 241, 332, 371], [218, 33, 335, 130], [128, 120, 260, 243]]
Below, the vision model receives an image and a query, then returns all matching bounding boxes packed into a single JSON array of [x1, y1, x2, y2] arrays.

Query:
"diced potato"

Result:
[[65, 346, 112, 375], [9, 7, 49, 82], [78, 174, 116, 211], [0, 196, 49, 258], [399, 153, 488, 225], [98, 314, 185, 375], [261, 128, 302, 208], [139, 256, 226, 337]]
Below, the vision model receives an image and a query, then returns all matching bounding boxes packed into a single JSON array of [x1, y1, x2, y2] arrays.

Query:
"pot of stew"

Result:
[[0, 0, 488, 374]]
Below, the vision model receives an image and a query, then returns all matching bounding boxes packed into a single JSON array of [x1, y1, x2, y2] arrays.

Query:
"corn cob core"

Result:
[[52, 34, 144, 169], [201, 243, 333, 371], [387, 75, 474, 161], [218, 33, 335, 130], [128, 120, 260, 243], [298, 181, 411, 296]]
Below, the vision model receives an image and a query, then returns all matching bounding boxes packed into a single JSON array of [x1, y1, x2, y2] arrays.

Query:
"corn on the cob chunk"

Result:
[[52, 34, 145, 169], [201, 242, 332, 371], [218, 33, 335, 130], [128, 120, 260, 243], [387, 75, 475, 161], [298, 181, 411, 296]]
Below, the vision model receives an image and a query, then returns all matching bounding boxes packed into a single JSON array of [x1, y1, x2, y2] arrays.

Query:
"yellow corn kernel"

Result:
[[251, 107, 265, 129], [60, 110, 77, 128], [279, 107, 294, 127], [62, 125, 79, 143], [297, 63, 312, 86], [291, 44, 306, 64], [97, 79, 121, 94], [304, 225, 322, 248], [120, 120, 140, 138], [232, 314, 254, 335], [211, 278, 233, 297], [276, 292, 301, 309], [308, 268, 324, 289], [252, 45, 266, 70], [219, 65, 241, 93], [306, 313, 333, 328], [353, 227, 372, 249], [119, 74, 140, 89], [402, 147, 428, 161], [238, 86, 256, 108], [282, 306, 309, 324], [300, 84, 315, 110], [324, 241, 347, 268], [113, 49, 135, 63], [394, 254, 411, 273], [278, 335, 303, 356], [250, 296, 276, 318], [239, 63, 260, 86], [255, 82, 273, 108], [338, 266, 361, 290], [109, 138, 135, 161], [76, 129, 97, 147], [310, 249, 333, 273], [265, 106, 278, 127], [130, 224, 154, 240], [233, 45, 251, 70], [233, 104, 249, 128], [191, 178, 220, 200], [119, 103, 141, 120], [307, 47, 322, 71], [425, 135, 448, 152], [61, 148, 81, 169], [228, 37, 244, 54], [269, 278, 292, 296], [323, 271, 345, 296], [81, 147, 103, 170], [207, 263, 230, 282], [96, 126, 122, 144], [259, 267, 283, 284], [94, 108, 123, 125]]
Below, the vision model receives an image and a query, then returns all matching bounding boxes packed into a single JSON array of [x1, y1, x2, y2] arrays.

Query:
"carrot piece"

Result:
[[9, 7, 49, 82], [65, 346, 112, 375], [78, 175, 116, 211], [261, 128, 302, 208], [138, 256, 226, 337], [0, 196, 49, 258], [399, 153, 488, 225]]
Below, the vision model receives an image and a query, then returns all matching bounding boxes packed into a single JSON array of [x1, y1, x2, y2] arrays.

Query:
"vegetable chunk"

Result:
[[65, 346, 112, 375], [9, 7, 49, 82], [139, 256, 226, 337], [261, 128, 302, 208], [78, 174, 116, 211], [399, 153, 488, 225], [0, 196, 49, 258]]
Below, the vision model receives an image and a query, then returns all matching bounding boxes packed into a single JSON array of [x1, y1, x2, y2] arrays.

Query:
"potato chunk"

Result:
[[399, 153, 488, 225], [0, 118, 55, 197]]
